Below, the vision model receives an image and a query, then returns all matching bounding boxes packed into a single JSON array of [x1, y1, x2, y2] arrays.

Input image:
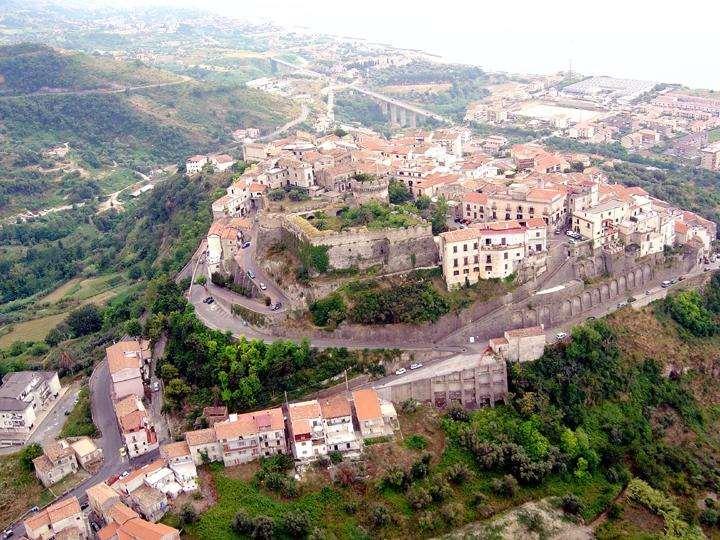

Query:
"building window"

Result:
[[486, 255, 492, 263], [453, 270, 459, 276], [504, 252, 508, 259], [463, 257, 468, 265], [473, 242, 478, 249], [453, 259, 458, 267], [536, 244, 542, 251], [452, 245, 457, 253], [501, 237, 506, 245], [463, 244, 468, 252]]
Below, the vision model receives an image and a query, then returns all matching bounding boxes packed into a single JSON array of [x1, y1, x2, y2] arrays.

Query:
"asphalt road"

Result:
[[27, 386, 81, 446], [6, 360, 159, 537]]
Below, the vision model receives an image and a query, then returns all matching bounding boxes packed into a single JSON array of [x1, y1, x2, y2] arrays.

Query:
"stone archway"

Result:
[[561, 300, 572, 320], [571, 296, 582, 315], [600, 283, 610, 301], [582, 291, 592, 309], [610, 280, 618, 296]]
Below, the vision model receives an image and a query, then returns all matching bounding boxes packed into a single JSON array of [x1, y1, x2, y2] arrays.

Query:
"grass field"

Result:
[[709, 128, 720, 143], [60, 386, 97, 438], [1, 274, 129, 348], [0, 452, 53, 529]]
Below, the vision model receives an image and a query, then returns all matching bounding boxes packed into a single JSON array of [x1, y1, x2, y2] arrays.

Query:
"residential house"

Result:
[[98, 517, 180, 540], [160, 441, 198, 491], [352, 389, 396, 440], [86, 482, 121, 524], [209, 154, 235, 172], [215, 407, 287, 466], [318, 395, 360, 454], [70, 437, 103, 470], [114, 395, 158, 458], [185, 155, 208, 175], [184, 428, 222, 465], [126, 484, 170, 523], [492, 326, 547, 363], [24, 496, 90, 540], [106, 341, 149, 400], [201, 405, 229, 426], [287, 400, 326, 460], [0, 371, 61, 445], [33, 439, 79, 487]]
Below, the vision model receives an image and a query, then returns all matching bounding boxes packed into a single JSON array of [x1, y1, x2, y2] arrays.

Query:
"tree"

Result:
[[232, 510, 253, 534], [388, 179, 412, 204], [159, 363, 179, 381], [164, 378, 191, 409], [252, 516, 274, 540], [66, 304, 102, 337], [179, 504, 198, 525], [430, 196, 449, 235], [124, 319, 142, 337], [20, 443, 43, 471]]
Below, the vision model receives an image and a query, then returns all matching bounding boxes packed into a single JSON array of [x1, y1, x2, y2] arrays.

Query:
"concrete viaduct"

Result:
[[269, 57, 452, 128]]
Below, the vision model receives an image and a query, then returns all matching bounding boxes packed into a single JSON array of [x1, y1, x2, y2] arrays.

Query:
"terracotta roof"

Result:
[[202, 405, 228, 418], [526, 188, 564, 203], [215, 414, 257, 440], [675, 220, 688, 233], [119, 410, 146, 433], [32, 454, 53, 473], [352, 389, 382, 422], [117, 517, 179, 540], [187, 155, 206, 162], [463, 192, 488, 205], [489, 337, 509, 347], [86, 482, 119, 507], [319, 395, 352, 419], [439, 227, 483, 243], [43, 439, 73, 464], [26, 496, 82, 531], [115, 395, 143, 419], [185, 428, 217, 447], [106, 341, 144, 374], [160, 441, 190, 460], [107, 502, 139, 525], [97, 522, 120, 540], [119, 459, 166, 488], [505, 325, 544, 338], [525, 217, 547, 228], [250, 182, 268, 192]]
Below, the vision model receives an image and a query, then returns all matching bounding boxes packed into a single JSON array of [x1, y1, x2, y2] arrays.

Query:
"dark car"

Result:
[[241, 241, 251, 249], [272, 302, 283, 311], [203, 297, 214, 304]]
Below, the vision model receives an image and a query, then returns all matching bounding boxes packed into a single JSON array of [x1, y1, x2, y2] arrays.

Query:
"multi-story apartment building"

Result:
[[319, 395, 360, 454], [438, 219, 547, 288], [572, 198, 630, 248], [215, 408, 287, 466], [114, 395, 158, 458], [700, 141, 720, 171], [287, 400, 326, 460], [106, 341, 149, 401], [86, 481, 121, 524], [185, 427, 222, 465], [0, 371, 60, 444], [33, 439, 79, 487], [24, 496, 90, 540]]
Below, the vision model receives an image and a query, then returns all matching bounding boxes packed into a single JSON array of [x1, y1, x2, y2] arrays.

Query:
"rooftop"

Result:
[[352, 389, 382, 422]]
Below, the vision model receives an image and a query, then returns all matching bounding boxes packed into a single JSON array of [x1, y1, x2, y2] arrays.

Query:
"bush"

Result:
[[447, 404, 469, 422], [699, 509, 718, 526], [492, 474, 519, 498], [401, 398, 420, 414], [283, 510, 310, 537], [444, 463, 472, 484], [370, 503, 392, 528], [310, 295, 347, 327], [417, 510, 440, 531], [407, 486, 433, 509], [19, 443, 42, 471], [410, 459, 430, 480], [66, 304, 103, 337], [440, 502, 464, 525], [382, 467, 409, 491], [560, 493, 584, 515], [328, 450, 343, 464], [252, 515, 275, 540], [179, 504, 198, 525], [232, 510, 253, 534], [429, 476, 453, 502]]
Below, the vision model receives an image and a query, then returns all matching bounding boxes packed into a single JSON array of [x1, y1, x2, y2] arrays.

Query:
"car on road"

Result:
[[80, 501, 89, 510], [555, 332, 568, 340], [678, 275, 685, 281], [670, 278, 678, 284], [394, 368, 407, 375], [661, 280, 671, 288], [203, 297, 214, 304], [271, 302, 282, 311], [586, 316, 596, 321], [617, 301, 628, 308], [241, 241, 251, 249], [90, 522, 100, 533], [152, 381, 160, 392], [30, 507, 39, 512], [410, 362, 423, 370], [120, 470, 130, 479], [64, 409, 71, 416], [259, 282, 267, 291], [706, 266, 712, 272], [645, 290, 651, 295], [568, 239, 577, 245], [3, 529, 13, 538], [246, 270, 256, 279]]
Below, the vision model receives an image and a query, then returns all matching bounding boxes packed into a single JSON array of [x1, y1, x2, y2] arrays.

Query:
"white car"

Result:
[[120, 470, 130, 479], [152, 381, 160, 392], [394, 368, 407, 375], [555, 332, 568, 340], [409, 362, 423, 370], [259, 282, 267, 291]]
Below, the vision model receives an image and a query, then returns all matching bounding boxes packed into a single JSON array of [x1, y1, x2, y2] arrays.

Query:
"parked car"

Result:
[[246, 270, 256, 279], [555, 332, 568, 340], [410, 362, 423, 370], [3, 529, 13, 538], [394, 368, 407, 376], [64, 409, 71, 416], [271, 302, 283, 311], [80, 501, 89, 510], [617, 301, 628, 308], [203, 296, 213, 304], [565, 230, 574, 237], [670, 278, 678, 284], [661, 280, 671, 288], [241, 241, 251, 249], [259, 282, 267, 291], [30, 507, 39, 512], [119, 470, 130, 479], [568, 239, 577, 245], [152, 381, 160, 392], [586, 316, 596, 321]]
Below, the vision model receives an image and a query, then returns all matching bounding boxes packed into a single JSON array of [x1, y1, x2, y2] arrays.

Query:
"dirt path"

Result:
[[0, 77, 192, 101]]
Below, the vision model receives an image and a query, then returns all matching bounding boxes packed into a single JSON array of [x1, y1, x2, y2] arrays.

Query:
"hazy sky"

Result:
[[110, 0, 719, 89]]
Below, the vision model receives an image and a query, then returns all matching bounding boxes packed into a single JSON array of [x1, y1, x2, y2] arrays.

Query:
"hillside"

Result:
[[0, 43, 297, 170]]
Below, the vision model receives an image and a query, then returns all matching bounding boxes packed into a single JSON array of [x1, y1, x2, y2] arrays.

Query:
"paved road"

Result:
[[27, 386, 81, 446], [0, 78, 192, 101], [5, 360, 160, 537]]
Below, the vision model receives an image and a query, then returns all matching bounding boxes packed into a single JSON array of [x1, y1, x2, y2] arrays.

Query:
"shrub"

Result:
[[699, 509, 718, 526], [328, 450, 343, 464], [607, 502, 623, 520], [410, 459, 429, 480], [383, 467, 409, 491], [447, 405, 469, 422], [417, 510, 440, 531], [370, 503, 392, 528], [310, 295, 347, 327], [179, 504, 198, 525], [429, 476, 453, 502], [444, 463, 472, 484], [283, 510, 310, 537], [560, 494, 584, 515], [492, 474, 519, 498], [407, 486, 432, 509], [401, 398, 420, 414], [343, 500, 358, 514], [335, 464, 357, 487], [440, 502, 464, 525], [405, 434, 428, 451], [518, 510, 546, 536], [252, 515, 275, 540], [232, 510, 253, 534], [19, 443, 43, 471]]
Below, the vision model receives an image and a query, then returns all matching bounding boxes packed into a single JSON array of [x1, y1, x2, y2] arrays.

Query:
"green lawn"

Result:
[[708, 128, 720, 143]]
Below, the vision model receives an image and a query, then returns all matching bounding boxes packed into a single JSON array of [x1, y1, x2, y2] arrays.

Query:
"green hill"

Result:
[[0, 44, 296, 169]]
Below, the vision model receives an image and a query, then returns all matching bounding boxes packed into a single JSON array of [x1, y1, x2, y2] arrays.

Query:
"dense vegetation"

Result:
[[149, 277, 389, 418], [313, 201, 422, 232]]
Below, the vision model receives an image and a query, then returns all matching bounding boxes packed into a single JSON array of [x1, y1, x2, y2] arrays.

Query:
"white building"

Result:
[[0, 371, 61, 445], [186, 155, 208, 175], [318, 395, 360, 454], [287, 400, 326, 460]]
